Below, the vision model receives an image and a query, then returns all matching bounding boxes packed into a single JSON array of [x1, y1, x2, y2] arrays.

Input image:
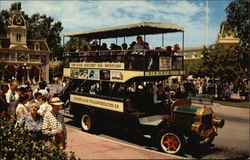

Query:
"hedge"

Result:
[[0, 119, 79, 160]]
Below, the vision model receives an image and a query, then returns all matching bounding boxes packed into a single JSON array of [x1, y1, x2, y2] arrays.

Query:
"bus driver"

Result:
[[153, 84, 169, 113]]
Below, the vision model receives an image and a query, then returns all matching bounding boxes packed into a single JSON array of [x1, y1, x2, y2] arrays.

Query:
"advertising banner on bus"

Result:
[[70, 94, 124, 112]]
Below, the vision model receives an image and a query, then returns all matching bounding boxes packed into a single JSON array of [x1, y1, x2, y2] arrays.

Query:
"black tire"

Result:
[[156, 129, 186, 155], [80, 111, 95, 133]]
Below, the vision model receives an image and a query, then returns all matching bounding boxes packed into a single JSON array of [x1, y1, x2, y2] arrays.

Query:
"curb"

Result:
[[66, 127, 187, 159]]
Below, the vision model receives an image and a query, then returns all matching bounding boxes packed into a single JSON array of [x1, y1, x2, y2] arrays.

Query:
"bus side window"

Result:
[[111, 83, 124, 98], [89, 81, 100, 95], [100, 81, 111, 96]]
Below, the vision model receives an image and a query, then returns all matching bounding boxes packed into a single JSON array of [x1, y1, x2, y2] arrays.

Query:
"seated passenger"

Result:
[[128, 41, 136, 50], [142, 84, 154, 113], [110, 43, 117, 50], [160, 46, 172, 56], [112, 83, 124, 98], [121, 43, 128, 50], [101, 43, 109, 50]]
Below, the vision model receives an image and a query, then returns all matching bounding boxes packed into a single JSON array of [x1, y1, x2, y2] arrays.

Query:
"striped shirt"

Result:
[[42, 111, 67, 143]]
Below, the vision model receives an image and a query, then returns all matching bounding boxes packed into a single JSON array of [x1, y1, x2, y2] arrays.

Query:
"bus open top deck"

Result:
[[63, 21, 185, 82]]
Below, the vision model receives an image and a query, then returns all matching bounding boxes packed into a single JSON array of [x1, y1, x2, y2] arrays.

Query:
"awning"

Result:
[[63, 21, 184, 39]]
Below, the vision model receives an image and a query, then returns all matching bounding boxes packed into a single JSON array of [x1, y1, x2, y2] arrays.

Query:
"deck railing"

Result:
[[63, 50, 183, 71]]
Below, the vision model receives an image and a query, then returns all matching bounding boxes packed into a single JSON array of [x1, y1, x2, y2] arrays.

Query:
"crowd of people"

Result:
[[67, 36, 180, 58], [0, 80, 67, 150], [180, 78, 249, 101]]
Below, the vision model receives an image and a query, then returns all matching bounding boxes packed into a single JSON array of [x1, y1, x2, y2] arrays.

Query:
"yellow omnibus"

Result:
[[62, 22, 224, 155]]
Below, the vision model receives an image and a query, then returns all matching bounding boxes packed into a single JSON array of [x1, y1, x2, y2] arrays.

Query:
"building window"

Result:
[[192, 52, 197, 58], [34, 43, 40, 50], [16, 34, 21, 42]]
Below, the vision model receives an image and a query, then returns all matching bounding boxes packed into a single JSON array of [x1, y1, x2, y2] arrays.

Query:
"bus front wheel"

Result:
[[156, 129, 185, 155], [81, 111, 95, 133]]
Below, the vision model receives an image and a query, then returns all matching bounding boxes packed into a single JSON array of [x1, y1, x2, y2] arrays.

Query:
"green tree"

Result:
[[185, 60, 203, 78], [225, 0, 249, 77], [187, 45, 245, 82], [226, 0, 249, 48], [27, 13, 64, 60], [0, 9, 11, 35]]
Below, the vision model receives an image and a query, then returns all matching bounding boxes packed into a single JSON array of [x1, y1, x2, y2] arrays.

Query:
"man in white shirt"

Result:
[[5, 80, 19, 119], [133, 36, 149, 50], [33, 81, 49, 96]]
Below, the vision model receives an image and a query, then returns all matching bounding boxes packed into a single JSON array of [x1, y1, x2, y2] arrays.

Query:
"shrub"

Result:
[[0, 119, 78, 160]]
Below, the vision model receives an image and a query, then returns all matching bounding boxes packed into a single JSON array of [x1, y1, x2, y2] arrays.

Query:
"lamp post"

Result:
[[205, 0, 208, 47]]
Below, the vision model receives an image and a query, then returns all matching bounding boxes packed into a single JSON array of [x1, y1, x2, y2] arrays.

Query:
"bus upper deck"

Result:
[[63, 21, 185, 81]]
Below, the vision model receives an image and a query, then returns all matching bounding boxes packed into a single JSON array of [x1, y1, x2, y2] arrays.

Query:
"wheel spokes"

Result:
[[162, 134, 180, 152]]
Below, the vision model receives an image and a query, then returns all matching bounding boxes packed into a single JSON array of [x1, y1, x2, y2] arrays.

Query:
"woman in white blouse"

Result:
[[16, 94, 29, 123]]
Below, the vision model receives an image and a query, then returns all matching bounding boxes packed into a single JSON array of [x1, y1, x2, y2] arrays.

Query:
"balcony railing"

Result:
[[1, 57, 41, 63], [63, 50, 184, 71]]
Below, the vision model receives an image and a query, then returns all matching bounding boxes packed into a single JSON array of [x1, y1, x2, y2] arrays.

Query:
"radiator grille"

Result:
[[202, 114, 212, 130]]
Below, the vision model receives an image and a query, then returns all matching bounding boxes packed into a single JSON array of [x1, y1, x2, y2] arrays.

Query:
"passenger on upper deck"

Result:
[[133, 36, 149, 50], [121, 43, 128, 50], [172, 44, 180, 56], [165, 46, 172, 56], [128, 41, 136, 50], [101, 43, 109, 50]]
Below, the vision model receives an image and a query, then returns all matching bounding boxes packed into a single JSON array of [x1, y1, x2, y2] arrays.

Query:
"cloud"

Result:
[[0, 0, 224, 47]]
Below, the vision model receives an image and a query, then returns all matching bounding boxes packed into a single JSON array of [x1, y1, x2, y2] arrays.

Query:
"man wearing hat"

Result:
[[42, 97, 67, 149]]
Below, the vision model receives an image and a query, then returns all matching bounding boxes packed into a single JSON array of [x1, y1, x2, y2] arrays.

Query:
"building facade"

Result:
[[0, 10, 50, 83], [216, 21, 240, 47]]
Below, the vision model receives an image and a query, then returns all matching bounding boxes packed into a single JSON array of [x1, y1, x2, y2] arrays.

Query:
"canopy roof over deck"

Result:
[[63, 21, 184, 39]]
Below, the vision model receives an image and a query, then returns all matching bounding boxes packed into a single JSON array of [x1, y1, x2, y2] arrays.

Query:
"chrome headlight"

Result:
[[212, 118, 225, 128], [191, 122, 202, 134]]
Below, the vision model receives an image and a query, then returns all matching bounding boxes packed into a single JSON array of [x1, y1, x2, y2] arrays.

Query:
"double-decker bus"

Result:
[[62, 22, 224, 155]]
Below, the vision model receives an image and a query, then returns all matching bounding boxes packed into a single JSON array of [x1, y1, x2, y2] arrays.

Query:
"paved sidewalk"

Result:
[[65, 127, 184, 159], [211, 103, 249, 120], [192, 101, 249, 120]]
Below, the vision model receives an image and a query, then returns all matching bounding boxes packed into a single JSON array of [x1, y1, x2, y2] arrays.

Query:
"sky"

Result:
[[0, 0, 233, 48]]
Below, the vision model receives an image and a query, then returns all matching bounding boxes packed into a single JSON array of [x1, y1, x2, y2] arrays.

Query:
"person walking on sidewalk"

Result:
[[42, 97, 67, 150]]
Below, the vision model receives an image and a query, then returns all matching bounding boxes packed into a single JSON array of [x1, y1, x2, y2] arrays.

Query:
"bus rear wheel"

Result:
[[156, 129, 185, 155], [81, 112, 95, 132]]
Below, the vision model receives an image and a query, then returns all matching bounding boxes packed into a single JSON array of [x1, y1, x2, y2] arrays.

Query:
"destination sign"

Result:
[[145, 70, 184, 76], [70, 62, 125, 70]]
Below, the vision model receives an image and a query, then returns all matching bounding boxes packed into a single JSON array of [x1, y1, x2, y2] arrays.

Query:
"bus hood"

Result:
[[173, 104, 214, 116]]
